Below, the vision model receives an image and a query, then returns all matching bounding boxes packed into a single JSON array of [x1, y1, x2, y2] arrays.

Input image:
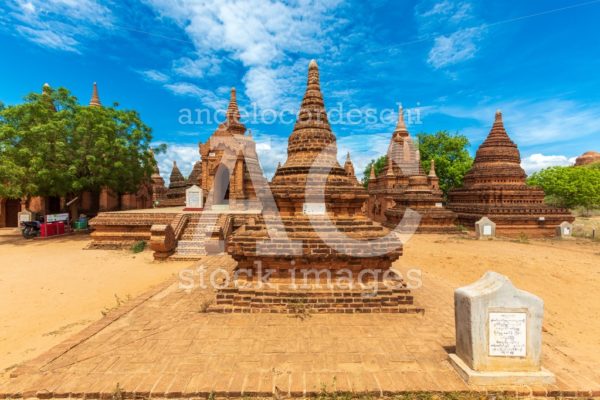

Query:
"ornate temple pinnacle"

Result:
[[495, 109, 502, 122], [370, 164, 376, 179], [227, 87, 240, 122], [309, 59, 318, 69], [395, 106, 407, 131], [429, 159, 437, 177], [90, 82, 102, 107]]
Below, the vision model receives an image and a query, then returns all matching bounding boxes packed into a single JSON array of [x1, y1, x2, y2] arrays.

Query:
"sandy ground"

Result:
[[0, 235, 188, 374], [399, 233, 600, 366], [0, 229, 598, 382]]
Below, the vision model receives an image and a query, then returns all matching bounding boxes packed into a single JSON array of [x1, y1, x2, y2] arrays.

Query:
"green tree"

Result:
[[0, 86, 157, 206], [0, 86, 76, 200], [361, 131, 473, 196], [416, 131, 473, 197], [362, 155, 387, 188], [527, 166, 600, 212]]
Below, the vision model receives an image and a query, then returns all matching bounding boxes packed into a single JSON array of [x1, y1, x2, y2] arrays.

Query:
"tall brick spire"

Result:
[[393, 106, 409, 139], [270, 60, 366, 210], [89, 82, 102, 107], [215, 87, 246, 135], [282, 59, 338, 169]]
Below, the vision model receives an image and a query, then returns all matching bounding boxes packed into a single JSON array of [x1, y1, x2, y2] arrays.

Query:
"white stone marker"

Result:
[[475, 216, 496, 239], [185, 185, 203, 209], [449, 271, 555, 385], [556, 221, 573, 239]]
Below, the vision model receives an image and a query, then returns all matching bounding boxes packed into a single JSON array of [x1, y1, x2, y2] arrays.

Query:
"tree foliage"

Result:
[[361, 131, 473, 197], [0, 86, 156, 200], [362, 155, 387, 188], [527, 166, 600, 211], [416, 131, 473, 197]]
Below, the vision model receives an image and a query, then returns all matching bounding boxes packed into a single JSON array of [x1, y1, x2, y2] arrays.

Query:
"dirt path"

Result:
[[0, 236, 188, 374], [399, 234, 600, 365], [0, 233, 598, 384]]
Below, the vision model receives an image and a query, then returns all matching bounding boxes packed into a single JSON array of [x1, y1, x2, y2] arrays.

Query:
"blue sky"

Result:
[[1, 0, 599, 182]]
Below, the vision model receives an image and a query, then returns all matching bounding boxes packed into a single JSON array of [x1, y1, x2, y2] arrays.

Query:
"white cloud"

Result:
[[436, 99, 600, 146], [139, 69, 170, 83], [163, 82, 228, 110], [4, 0, 114, 52], [252, 132, 288, 179], [415, 0, 485, 69], [172, 56, 222, 79], [143, 0, 341, 110], [337, 133, 391, 180], [154, 143, 199, 184], [427, 26, 484, 69], [521, 154, 576, 175]]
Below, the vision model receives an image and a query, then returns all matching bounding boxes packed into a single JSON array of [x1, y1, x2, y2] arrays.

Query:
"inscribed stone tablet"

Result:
[[563, 227, 570, 235], [303, 203, 326, 215], [483, 225, 492, 236], [489, 312, 527, 357]]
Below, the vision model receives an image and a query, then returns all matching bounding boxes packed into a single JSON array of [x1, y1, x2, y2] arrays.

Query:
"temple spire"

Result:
[[396, 106, 406, 130], [89, 82, 101, 107], [215, 86, 246, 135], [392, 105, 409, 138], [370, 164, 376, 179], [428, 159, 437, 178], [344, 152, 356, 180], [169, 160, 184, 185], [227, 87, 240, 123]]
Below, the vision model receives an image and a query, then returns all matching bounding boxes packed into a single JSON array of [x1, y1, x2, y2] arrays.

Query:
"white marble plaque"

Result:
[[489, 312, 527, 357], [186, 185, 203, 208], [563, 227, 571, 235], [435, 202, 443, 208], [303, 203, 326, 215], [483, 225, 492, 236]]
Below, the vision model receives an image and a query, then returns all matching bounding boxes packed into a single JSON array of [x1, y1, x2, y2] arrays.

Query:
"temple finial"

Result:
[[227, 87, 240, 122], [369, 164, 376, 179], [495, 109, 502, 122], [428, 159, 437, 177], [346, 152, 351, 161], [89, 82, 102, 107], [394, 105, 407, 133], [309, 59, 318, 69]]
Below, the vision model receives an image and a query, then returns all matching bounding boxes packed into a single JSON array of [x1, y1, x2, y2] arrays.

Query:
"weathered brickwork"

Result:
[[367, 107, 457, 233], [448, 111, 574, 237], [211, 60, 420, 314]]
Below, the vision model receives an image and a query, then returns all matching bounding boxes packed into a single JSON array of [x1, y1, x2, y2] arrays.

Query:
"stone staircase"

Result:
[[170, 213, 229, 260]]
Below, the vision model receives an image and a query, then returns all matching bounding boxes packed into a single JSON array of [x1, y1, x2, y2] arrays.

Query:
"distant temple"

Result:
[[367, 107, 457, 232], [574, 151, 600, 166], [155, 88, 263, 209], [447, 111, 574, 237]]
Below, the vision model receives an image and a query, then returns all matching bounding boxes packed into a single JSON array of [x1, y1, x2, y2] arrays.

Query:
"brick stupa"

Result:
[[448, 111, 574, 237], [385, 160, 458, 232], [211, 60, 421, 314], [367, 108, 423, 223], [368, 107, 457, 232]]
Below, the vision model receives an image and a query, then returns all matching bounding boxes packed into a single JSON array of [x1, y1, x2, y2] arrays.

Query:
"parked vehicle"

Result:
[[21, 221, 41, 239]]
